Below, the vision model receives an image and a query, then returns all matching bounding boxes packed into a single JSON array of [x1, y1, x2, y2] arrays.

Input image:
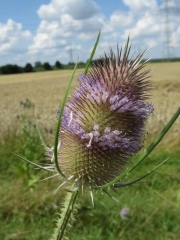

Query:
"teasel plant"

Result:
[[15, 31, 180, 240]]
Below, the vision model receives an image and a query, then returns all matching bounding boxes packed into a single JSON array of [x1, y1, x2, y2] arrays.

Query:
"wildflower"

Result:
[[120, 207, 130, 219], [56, 40, 153, 189]]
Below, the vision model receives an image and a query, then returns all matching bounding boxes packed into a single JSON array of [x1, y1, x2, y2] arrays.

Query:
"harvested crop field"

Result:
[[0, 62, 180, 148]]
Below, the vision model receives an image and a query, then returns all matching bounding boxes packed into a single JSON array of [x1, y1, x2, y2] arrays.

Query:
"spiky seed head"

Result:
[[57, 39, 153, 188]]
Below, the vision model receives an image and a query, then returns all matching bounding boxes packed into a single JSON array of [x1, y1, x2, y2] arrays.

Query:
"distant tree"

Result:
[[79, 61, 86, 66], [34, 61, 42, 68], [78, 61, 86, 67], [24, 63, 33, 72], [55, 60, 63, 69], [68, 62, 75, 66], [0, 64, 23, 74], [43, 62, 52, 70]]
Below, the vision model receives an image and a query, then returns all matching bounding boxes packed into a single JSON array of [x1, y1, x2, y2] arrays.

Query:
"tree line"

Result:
[[1, 57, 180, 75], [0, 61, 64, 75]]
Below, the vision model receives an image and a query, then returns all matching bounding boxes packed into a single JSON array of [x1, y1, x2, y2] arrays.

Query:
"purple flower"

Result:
[[120, 208, 130, 219], [57, 41, 153, 188]]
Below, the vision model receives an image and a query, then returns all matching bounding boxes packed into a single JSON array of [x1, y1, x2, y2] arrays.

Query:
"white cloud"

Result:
[[0, 19, 32, 55], [171, 27, 180, 47], [28, 0, 104, 63], [123, 13, 163, 40], [37, 0, 100, 20], [116, 0, 180, 58], [1, 0, 180, 66], [109, 11, 134, 29], [123, 0, 158, 12]]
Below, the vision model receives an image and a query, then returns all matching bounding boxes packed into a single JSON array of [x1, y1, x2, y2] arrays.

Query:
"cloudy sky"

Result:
[[0, 0, 180, 66]]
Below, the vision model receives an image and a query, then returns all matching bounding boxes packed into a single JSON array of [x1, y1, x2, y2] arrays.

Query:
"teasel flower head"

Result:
[[56, 39, 153, 190]]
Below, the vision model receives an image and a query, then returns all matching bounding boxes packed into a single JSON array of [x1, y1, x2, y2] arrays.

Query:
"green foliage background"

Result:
[[0, 101, 180, 240]]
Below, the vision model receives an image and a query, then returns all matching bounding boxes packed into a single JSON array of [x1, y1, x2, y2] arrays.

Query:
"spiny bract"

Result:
[[57, 40, 153, 188]]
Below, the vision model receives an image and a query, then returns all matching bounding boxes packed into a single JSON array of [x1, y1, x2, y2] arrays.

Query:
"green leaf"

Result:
[[113, 158, 168, 188]]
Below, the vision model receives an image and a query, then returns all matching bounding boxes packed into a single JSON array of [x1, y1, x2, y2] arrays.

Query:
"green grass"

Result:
[[0, 121, 180, 240], [67, 149, 180, 240]]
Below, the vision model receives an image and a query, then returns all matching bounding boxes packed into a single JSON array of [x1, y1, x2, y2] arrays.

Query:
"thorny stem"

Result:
[[51, 189, 79, 240]]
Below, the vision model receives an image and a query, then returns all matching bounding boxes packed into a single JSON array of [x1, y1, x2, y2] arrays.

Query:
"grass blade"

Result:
[[84, 30, 101, 75]]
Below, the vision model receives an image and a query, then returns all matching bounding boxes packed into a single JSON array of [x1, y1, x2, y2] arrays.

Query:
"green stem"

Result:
[[51, 189, 79, 240]]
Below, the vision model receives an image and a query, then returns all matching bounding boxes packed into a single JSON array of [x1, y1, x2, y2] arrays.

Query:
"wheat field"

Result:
[[0, 62, 179, 148]]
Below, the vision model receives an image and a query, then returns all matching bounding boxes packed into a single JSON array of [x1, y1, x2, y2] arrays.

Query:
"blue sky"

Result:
[[0, 0, 49, 33], [0, 0, 180, 66]]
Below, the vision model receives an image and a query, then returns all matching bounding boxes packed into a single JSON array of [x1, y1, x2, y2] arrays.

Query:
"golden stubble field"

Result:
[[0, 62, 180, 148]]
